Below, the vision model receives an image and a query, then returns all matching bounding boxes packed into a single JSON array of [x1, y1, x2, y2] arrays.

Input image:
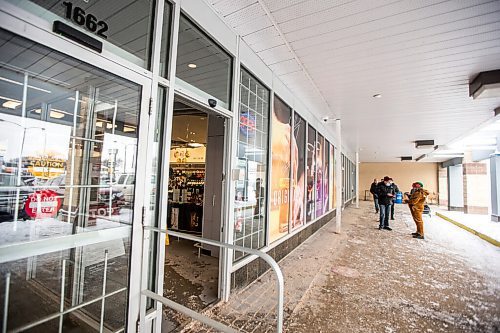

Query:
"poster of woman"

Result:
[[270, 96, 291, 242], [306, 125, 316, 222], [291, 113, 306, 229], [315, 134, 324, 217]]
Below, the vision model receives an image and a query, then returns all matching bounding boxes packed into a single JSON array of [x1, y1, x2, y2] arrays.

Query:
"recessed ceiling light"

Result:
[[50, 109, 65, 119], [124, 126, 136, 133], [188, 63, 197, 69], [372, 94, 382, 98], [2, 100, 22, 109], [188, 142, 203, 148]]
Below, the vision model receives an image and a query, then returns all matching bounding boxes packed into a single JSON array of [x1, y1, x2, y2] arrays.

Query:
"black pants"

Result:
[[391, 202, 395, 219]]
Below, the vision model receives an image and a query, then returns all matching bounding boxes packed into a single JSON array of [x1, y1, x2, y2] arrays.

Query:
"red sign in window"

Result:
[[24, 190, 62, 219]]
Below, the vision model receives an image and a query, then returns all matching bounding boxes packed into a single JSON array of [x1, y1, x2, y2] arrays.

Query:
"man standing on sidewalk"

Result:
[[404, 181, 429, 239], [370, 178, 379, 213], [376, 176, 395, 230], [389, 178, 400, 220]]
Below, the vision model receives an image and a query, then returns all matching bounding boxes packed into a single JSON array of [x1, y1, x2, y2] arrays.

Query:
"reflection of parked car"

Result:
[[0, 173, 32, 222], [113, 173, 135, 204]]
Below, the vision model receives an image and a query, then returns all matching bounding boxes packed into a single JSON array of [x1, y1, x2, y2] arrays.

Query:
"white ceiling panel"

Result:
[[209, 0, 500, 162]]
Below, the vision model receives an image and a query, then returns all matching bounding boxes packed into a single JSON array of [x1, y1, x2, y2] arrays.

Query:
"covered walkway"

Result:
[[184, 201, 500, 333]]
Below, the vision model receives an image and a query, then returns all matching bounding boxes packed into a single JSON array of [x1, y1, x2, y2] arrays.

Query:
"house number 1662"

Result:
[[62, 1, 108, 38]]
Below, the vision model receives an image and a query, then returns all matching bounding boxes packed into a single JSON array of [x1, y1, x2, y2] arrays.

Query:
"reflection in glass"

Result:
[[315, 134, 324, 217], [306, 125, 316, 222], [233, 69, 269, 261], [291, 113, 306, 230], [11, 0, 156, 68], [0, 29, 140, 331], [269, 96, 291, 243], [176, 15, 232, 108]]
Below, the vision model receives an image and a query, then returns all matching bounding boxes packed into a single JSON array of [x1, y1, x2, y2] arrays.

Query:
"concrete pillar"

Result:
[[335, 120, 342, 233], [463, 152, 489, 215], [438, 165, 448, 208], [448, 164, 464, 211], [491, 135, 500, 222], [355, 151, 359, 208]]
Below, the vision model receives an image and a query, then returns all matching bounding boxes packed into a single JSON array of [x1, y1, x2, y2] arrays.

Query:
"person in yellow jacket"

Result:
[[404, 182, 429, 239]]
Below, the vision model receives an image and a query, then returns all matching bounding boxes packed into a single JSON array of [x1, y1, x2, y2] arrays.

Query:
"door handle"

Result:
[[212, 194, 216, 206]]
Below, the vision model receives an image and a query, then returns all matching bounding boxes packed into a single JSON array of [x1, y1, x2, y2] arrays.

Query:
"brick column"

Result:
[[438, 166, 448, 208], [462, 153, 489, 215]]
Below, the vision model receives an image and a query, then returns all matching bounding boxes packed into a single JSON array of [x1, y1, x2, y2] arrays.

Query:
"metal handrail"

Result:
[[142, 227, 284, 333]]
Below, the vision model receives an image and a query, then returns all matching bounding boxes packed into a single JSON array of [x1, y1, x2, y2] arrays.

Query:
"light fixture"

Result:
[[469, 69, 500, 99], [188, 142, 203, 148], [49, 109, 65, 119], [96, 121, 103, 128], [415, 140, 435, 149], [400, 156, 412, 161], [415, 154, 426, 162], [124, 126, 136, 133], [372, 94, 382, 98], [188, 63, 197, 69], [2, 100, 22, 109], [31, 108, 42, 114]]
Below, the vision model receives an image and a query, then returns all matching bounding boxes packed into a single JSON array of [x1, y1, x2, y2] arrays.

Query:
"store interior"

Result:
[[162, 98, 225, 331]]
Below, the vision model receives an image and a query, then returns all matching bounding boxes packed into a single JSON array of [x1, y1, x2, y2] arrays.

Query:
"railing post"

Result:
[[2, 272, 11, 333]]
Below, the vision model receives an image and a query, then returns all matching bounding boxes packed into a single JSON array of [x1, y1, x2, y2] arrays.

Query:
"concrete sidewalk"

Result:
[[182, 201, 500, 332]]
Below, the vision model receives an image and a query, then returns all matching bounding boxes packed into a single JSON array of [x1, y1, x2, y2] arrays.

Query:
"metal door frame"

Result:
[[0, 5, 154, 332]]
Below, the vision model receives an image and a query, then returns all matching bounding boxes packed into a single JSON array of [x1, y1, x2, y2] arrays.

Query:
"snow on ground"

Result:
[[183, 201, 500, 333], [434, 208, 500, 242]]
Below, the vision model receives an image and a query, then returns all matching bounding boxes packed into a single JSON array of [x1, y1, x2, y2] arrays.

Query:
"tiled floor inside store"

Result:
[[162, 238, 219, 332]]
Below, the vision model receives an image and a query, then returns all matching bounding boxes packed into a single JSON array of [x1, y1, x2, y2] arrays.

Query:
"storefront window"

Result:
[[323, 140, 330, 214], [176, 14, 232, 109], [329, 143, 335, 210], [0, 29, 140, 331], [291, 112, 306, 230], [159, 2, 173, 77], [8, 0, 157, 68], [269, 96, 291, 242], [306, 125, 316, 222], [315, 134, 324, 217], [233, 69, 269, 260]]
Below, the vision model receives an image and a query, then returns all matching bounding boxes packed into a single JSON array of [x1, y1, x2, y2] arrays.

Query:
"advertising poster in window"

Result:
[[330, 145, 335, 210], [270, 96, 291, 242], [291, 112, 306, 230], [315, 134, 324, 217], [306, 125, 316, 222], [324, 140, 330, 213]]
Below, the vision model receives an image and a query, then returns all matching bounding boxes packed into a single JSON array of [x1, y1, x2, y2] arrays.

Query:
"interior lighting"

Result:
[[188, 142, 203, 148], [2, 99, 22, 109], [49, 109, 65, 119], [188, 63, 197, 69], [124, 126, 136, 133], [415, 140, 435, 149]]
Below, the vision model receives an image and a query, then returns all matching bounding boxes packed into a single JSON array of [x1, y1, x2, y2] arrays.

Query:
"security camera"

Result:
[[208, 99, 217, 108], [322, 116, 329, 123]]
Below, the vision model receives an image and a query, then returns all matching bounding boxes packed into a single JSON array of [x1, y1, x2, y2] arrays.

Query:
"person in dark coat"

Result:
[[369, 178, 379, 213], [376, 176, 396, 230], [389, 178, 399, 220]]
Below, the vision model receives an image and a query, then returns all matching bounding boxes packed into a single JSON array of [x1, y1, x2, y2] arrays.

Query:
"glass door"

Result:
[[0, 27, 150, 332]]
